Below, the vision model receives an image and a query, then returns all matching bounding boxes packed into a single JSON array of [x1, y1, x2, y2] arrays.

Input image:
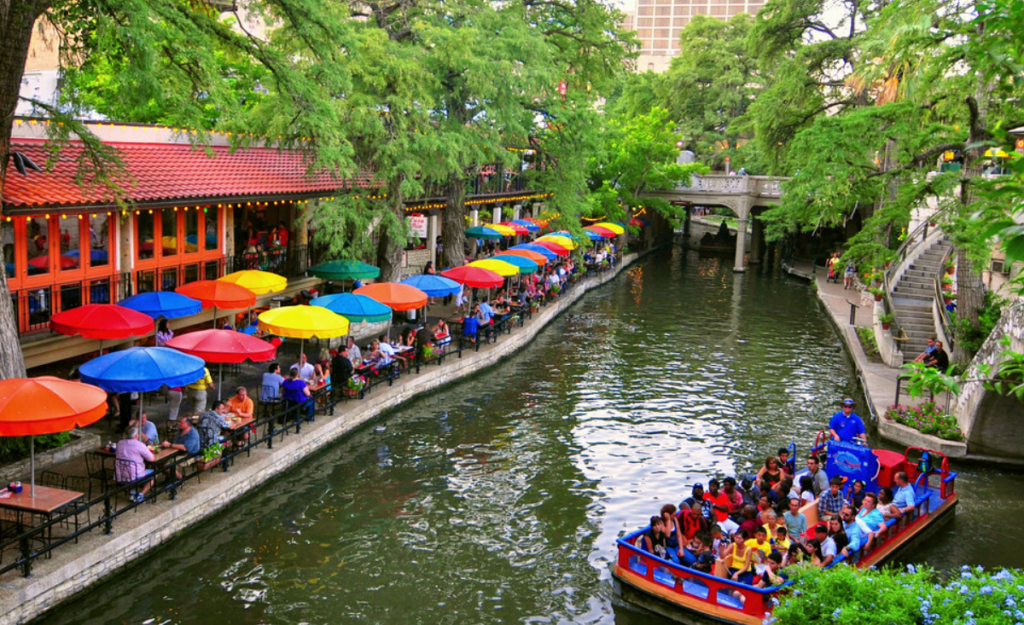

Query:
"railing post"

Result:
[[103, 493, 114, 535], [267, 416, 275, 449], [849, 302, 857, 326], [895, 377, 902, 406], [20, 534, 33, 577]]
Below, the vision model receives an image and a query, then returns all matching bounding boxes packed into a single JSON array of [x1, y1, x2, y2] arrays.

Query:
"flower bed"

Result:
[[884, 401, 964, 441]]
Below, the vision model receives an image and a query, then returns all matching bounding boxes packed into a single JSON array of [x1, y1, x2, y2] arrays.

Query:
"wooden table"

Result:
[[96, 445, 181, 466], [0, 485, 83, 517]]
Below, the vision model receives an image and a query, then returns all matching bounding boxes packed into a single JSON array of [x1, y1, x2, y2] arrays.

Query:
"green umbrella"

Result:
[[309, 259, 381, 281], [465, 226, 504, 240]]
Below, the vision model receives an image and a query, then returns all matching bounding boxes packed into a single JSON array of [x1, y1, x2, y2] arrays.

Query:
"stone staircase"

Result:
[[890, 236, 951, 362]]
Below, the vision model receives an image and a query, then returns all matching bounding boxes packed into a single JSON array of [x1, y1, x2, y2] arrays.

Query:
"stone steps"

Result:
[[889, 235, 953, 363]]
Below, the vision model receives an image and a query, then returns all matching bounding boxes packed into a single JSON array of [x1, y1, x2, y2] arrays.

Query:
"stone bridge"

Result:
[[645, 174, 788, 272]]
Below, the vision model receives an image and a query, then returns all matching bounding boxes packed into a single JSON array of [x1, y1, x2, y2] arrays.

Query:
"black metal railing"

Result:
[[0, 253, 624, 579]]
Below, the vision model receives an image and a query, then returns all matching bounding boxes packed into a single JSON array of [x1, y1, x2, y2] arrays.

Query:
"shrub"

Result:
[[0, 433, 72, 465], [769, 563, 1024, 625], [857, 326, 879, 357], [884, 401, 964, 441]]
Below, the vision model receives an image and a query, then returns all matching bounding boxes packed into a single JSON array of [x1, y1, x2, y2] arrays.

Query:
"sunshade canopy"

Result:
[[530, 240, 570, 256], [497, 221, 529, 235], [585, 225, 617, 238], [465, 226, 504, 240], [469, 259, 519, 277], [511, 219, 540, 232], [488, 224, 517, 236], [176, 280, 257, 309], [0, 377, 108, 436], [510, 243, 557, 261], [537, 235, 578, 250], [309, 259, 380, 281], [165, 329, 277, 364], [582, 230, 603, 241], [50, 304, 154, 340], [310, 293, 392, 323], [218, 270, 287, 295], [440, 265, 504, 288], [399, 274, 462, 297], [80, 346, 206, 393], [498, 249, 548, 265], [595, 221, 626, 235], [258, 305, 351, 339], [492, 253, 539, 274], [118, 291, 202, 319], [354, 283, 429, 311]]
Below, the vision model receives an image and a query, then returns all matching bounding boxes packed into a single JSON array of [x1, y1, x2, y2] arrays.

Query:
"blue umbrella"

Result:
[[65, 249, 109, 262], [80, 347, 206, 393], [511, 219, 539, 232], [310, 293, 393, 323], [510, 243, 557, 261], [583, 230, 603, 241], [118, 291, 202, 319], [400, 274, 462, 297], [493, 253, 539, 274]]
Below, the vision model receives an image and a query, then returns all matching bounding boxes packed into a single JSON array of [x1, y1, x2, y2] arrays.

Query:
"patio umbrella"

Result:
[[80, 347, 206, 435], [354, 283, 428, 311], [29, 255, 78, 270], [176, 280, 257, 329], [530, 240, 570, 256], [310, 293, 392, 323], [511, 219, 540, 232], [547, 231, 578, 239], [582, 230, 603, 241], [489, 224, 517, 237], [510, 243, 557, 261], [497, 221, 530, 235], [498, 249, 548, 266], [0, 377, 107, 497], [465, 226, 504, 241], [469, 259, 519, 277], [308, 259, 381, 281], [166, 329, 278, 400], [258, 305, 350, 359], [51, 304, 154, 356], [537, 235, 578, 250], [118, 291, 202, 320], [595, 221, 626, 235], [399, 274, 462, 297], [218, 270, 287, 295], [440, 266, 504, 289], [492, 253, 539, 274], [585, 225, 617, 238]]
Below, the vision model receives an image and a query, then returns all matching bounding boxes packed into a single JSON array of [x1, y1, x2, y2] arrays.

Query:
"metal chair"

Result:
[[114, 458, 151, 508], [85, 451, 114, 494], [40, 470, 65, 489]]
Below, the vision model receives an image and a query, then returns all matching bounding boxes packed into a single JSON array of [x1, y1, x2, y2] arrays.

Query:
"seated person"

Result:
[[477, 301, 494, 325], [914, 337, 937, 363], [777, 447, 795, 479], [128, 412, 159, 446], [744, 526, 773, 565], [877, 487, 903, 522], [261, 363, 285, 401], [161, 416, 201, 480], [839, 505, 864, 559], [795, 475, 816, 506], [771, 526, 792, 553], [689, 534, 717, 574], [377, 335, 404, 370], [767, 478, 794, 512], [227, 386, 254, 420], [762, 510, 784, 541], [345, 337, 363, 367], [721, 530, 754, 584], [756, 456, 783, 492], [636, 515, 676, 563], [332, 348, 355, 387], [703, 479, 739, 534], [737, 504, 759, 539], [818, 476, 847, 522], [679, 502, 708, 542], [754, 552, 788, 589], [785, 540, 810, 567], [855, 493, 888, 551], [433, 318, 450, 341], [892, 471, 917, 517], [814, 524, 837, 568], [850, 479, 867, 511], [660, 504, 683, 554], [115, 425, 155, 504], [783, 497, 808, 540], [197, 400, 232, 449], [462, 312, 481, 343], [282, 368, 315, 421]]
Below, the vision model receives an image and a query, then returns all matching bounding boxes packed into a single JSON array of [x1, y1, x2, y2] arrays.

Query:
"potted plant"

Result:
[[197, 442, 224, 471], [945, 260, 956, 275], [879, 312, 894, 330], [944, 292, 958, 306], [868, 287, 885, 302], [941, 275, 953, 291], [422, 344, 439, 360]]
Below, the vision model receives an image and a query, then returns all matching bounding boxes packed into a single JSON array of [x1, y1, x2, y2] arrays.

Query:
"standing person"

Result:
[[829, 398, 866, 443], [155, 318, 173, 347], [843, 260, 855, 290], [166, 385, 183, 422], [277, 221, 289, 248], [826, 252, 839, 283], [186, 367, 215, 415]]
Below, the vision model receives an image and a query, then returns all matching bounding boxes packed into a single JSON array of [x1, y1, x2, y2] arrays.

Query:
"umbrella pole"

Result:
[[30, 436, 35, 498], [218, 363, 223, 401]]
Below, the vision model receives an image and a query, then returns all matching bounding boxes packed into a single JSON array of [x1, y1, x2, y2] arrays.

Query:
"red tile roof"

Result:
[[3, 139, 374, 210]]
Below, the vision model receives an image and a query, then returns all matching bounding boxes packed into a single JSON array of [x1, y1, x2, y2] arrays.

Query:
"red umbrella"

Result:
[[51, 304, 153, 340], [584, 225, 617, 238], [28, 255, 79, 270], [441, 265, 504, 288], [497, 221, 529, 235], [166, 329, 277, 400], [530, 240, 570, 256]]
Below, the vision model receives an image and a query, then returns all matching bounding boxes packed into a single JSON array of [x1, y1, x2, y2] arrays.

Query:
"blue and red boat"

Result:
[[612, 437, 959, 624]]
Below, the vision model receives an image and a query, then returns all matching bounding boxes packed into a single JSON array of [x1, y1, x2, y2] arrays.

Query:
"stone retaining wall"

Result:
[[0, 430, 100, 486], [0, 253, 643, 625]]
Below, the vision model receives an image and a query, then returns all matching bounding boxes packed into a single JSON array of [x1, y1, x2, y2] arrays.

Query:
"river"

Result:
[[36, 248, 1024, 625]]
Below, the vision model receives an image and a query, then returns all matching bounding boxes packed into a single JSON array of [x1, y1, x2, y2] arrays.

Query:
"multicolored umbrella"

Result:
[[530, 240, 570, 256], [308, 259, 380, 281], [497, 221, 530, 235], [499, 249, 549, 266], [440, 266, 504, 289], [465, 226, 505, 240], [118, 291, 202, 319], [469, 259, 519, 277], [354, 283, 429, 311], [510, 243, 557, 261], [489, 224, 518, 237], [218, 270, 287, 295], [511, 219, 540, 232], [310, 293, 392, 323], [595, 222, 626, 235], [585, 225, 617, 238], [399, 274, 463, 297], [492, 253, 539, 274], [537, 235, 578, 250]]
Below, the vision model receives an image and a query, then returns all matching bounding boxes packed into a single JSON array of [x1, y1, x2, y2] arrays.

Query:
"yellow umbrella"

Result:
[[489, 224, 518, 237], [469, 259, 520, 277], [538, 235, 578, 250], [258, 305, 350, 339], [984, 148, 1010, 158], [595, 222, 625, 235], [219, 270, 287, 295]]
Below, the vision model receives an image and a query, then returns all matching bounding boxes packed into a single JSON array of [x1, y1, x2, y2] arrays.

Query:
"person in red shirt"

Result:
[[277, 221, 289, 247], [703, 479, 739, 534], [721, 477, 744, 520]]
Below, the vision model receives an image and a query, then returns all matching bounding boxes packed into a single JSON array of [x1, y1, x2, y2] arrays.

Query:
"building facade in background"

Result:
[[623, 0, 764, 72]]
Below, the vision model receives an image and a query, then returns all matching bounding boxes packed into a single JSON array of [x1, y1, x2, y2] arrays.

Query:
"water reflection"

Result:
[[35, 248, 1024, 625]]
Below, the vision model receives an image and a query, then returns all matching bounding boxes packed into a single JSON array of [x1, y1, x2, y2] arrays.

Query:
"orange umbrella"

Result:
[[175, 280, 257, 309], [354, 283, 428, 311], [497, 249, 548, 266], [0, 377, 108, 497]]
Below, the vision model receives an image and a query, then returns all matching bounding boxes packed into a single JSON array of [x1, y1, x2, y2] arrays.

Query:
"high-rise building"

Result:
[[624, 0, 764, 72]]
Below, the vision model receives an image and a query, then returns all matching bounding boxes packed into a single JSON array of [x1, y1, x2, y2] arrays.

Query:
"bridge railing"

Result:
[[674, 175, 784, 197]]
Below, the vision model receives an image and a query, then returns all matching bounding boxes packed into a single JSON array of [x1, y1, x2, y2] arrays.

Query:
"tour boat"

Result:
[[612, 437, 959, 625]]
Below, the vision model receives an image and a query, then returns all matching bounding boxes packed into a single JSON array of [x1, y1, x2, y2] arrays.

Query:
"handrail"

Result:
[[934, 245, 955, 347]]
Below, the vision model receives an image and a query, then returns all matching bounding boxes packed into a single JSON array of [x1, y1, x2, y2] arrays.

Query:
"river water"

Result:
[[37, 249, 1024, 625]]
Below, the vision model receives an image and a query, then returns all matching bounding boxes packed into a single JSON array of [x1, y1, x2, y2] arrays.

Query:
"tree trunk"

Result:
[[0, 1, 50, 380], [441, 172, 467, 270], [375, 178, 405, 283], [953, 248, 983, 364]]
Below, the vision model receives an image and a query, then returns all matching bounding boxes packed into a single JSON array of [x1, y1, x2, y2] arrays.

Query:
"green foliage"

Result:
[[0, 433, 72, 465], [856, 326, 879, 357], [884, 401, 964, 441], [901, 361, 961, 399], [770, 563, 1023, 624], [199, 442, 224, 463], [955, 290, 1006, 355]]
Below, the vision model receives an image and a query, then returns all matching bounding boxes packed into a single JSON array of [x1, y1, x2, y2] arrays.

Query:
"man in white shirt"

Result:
[[814, 525, 836, 568], [290, 353, 315, 382], [346, 337, 362, 366]]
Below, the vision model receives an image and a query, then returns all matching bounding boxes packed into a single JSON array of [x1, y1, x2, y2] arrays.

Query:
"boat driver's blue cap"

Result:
[[692, 482, 704, 490], [842, 398, 855, 405]]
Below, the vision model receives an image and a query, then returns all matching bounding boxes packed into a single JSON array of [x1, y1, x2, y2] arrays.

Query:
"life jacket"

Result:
[[678, 509, 703, 540]]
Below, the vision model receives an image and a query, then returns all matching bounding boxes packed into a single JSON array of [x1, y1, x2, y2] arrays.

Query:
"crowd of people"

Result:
[[632, 399, 919, 591]]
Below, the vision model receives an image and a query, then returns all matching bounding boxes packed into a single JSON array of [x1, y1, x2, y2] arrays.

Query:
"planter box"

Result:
[[197, 456, 221, 471], [0, 430, 100, 485]]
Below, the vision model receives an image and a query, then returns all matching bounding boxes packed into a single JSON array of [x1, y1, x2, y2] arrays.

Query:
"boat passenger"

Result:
[[737, 474, 761, 508], [721, 477, 744, 520], [855, 493, 888, 552], [777, 447, 795, 479], [738, 505, 759, 539], [827, 518, 849, 553], [783, 497, 808, 540], [678, 503, 707, 543], [806, 538, 824, 567], [829, 398, 866, 443], [756, 456, 783, 492], [761, 510, 784, 542], [722, 530, 754, 583], [681, 483, 705, 512], [703, 479, 739, 534], [754, 552, 788, 588], [745, 526, 772, 563], [660, 504, 683, 555], [815, 524, 837, 568], [772, 526, 792, 553], [818, 476, 847, 521], [839, 505, 864, 559], [850, 479, 866, 511], [892, 471, 917, 517], [755, 494, 772, 523], [806, 455, 830, 496], [767, 478, 793, 512], [637, 515, 675, 563], [795, 475, 816, 506], [709, 524, 725, 557], [690, 535, 716, 574], [786, 539, 810, 566]]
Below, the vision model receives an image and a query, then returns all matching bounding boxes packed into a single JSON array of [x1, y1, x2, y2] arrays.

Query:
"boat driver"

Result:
[[829, 398, 866, 444]]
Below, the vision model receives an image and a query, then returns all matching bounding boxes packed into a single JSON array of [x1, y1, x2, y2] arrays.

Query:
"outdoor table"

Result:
[[435, 332, 451, 347], [96, 445, 181, 467], [0, 485, 84, 547]]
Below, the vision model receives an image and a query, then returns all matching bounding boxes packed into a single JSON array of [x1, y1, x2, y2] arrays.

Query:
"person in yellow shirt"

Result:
[[772, 526, 792, 553], [744, 526, 772, 566], [186, 367, 214, 414]]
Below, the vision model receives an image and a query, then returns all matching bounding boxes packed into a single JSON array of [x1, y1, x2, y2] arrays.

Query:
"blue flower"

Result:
[[1007, 597, 1017, 608], [832, 608, 842, 619], [907, 564, 917, 574], [961, 587, 970, 595], [965, 611, 974, 618], [962, 571, 974, 579], [994, 569, 1013, 581], [981, 586, 994, 595]]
